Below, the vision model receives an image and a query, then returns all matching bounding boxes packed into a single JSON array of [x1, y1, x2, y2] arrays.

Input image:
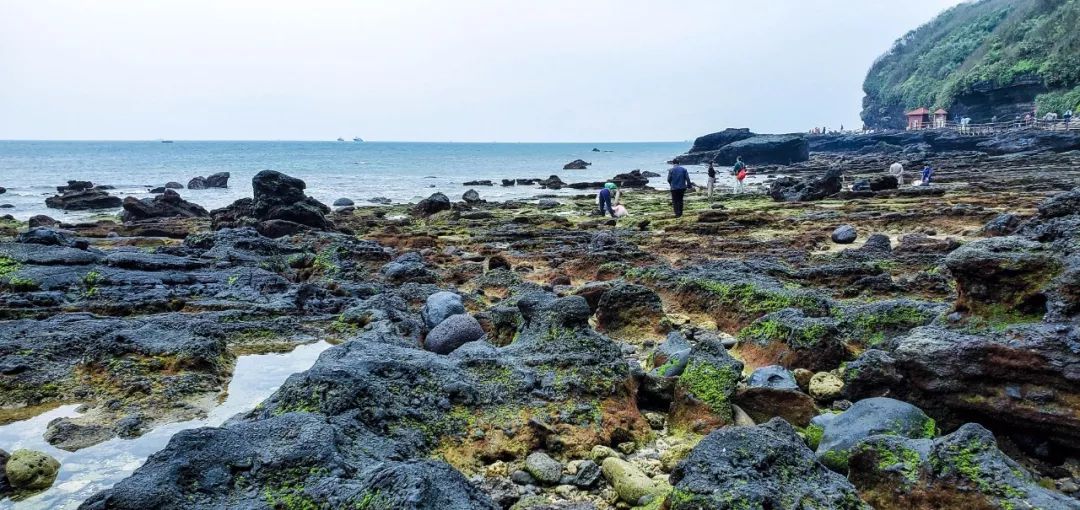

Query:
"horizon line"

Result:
[[0, 138, 691, 144]]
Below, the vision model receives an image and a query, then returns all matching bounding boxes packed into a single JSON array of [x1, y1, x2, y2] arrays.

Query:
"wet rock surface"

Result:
[[2, 152, 1080, 508]]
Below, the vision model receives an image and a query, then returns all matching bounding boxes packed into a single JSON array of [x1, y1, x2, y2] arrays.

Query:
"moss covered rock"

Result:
[[668, 337, 744, 435], [5, 449, 60, 491], [669, 418, 868, 509]]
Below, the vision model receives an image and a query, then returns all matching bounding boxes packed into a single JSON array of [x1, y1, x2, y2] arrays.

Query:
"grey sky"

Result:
[[1, 0, 963, 142]]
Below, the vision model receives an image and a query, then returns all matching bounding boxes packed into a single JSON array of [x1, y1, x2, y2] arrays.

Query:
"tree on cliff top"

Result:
[[862, 0, 1080, 128]]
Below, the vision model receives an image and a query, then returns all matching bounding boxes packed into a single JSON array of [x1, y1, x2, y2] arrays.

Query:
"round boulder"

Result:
[[524, 452, 563, 485], [424, 314, 485, 354], [462, 189, 481, 204], [816, 397, 935, 471], [332, 198, 354, 207], [5, 449, 60, 491], [27, 215, 58, 229], [421, 291, 466, 329], [831, 225, 857, 244]]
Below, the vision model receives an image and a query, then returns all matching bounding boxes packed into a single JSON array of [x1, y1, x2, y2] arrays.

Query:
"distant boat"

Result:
[[353, 137, 364, 142], [161, 140, 173, 144], [336, 137, 345, 142]]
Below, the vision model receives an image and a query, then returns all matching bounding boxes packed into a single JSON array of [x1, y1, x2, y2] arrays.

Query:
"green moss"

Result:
[[804, 424, 824, 450], [0, 255, 18, 277], [4, 276, 38, 292], [922, 418, 937, 439], [820, 449, 851, 471], [354, 491, 391, 510], [679, 360, 738, 416]]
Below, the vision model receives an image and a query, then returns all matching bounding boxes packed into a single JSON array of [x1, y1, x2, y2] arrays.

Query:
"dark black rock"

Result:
[[983, 213, 1021, 237], [413, 193, 452, 217], [816, 397, 935, 471], [210, 171, 332, 237], [831, 225, 858, 244], [148, 187, 167, 194], [332, 198, 354, 207], [462, 190, 481, 204], [679, 133, 810, 166], [45, 188, 122, 211], [463, 180, 493, 186], [15, 227, 78, 247], [121, 190, 209, 222], [769, 167, 842, 202], [421, 291, 466, 329], [610, 170, 650, 188], [563, 159, 591, 170], [869, 175, 899, 191], [669, 418, 866, 509], [164, 182, 183, 189], [204, 172, 229, 188], [27, 215, 58, 228]]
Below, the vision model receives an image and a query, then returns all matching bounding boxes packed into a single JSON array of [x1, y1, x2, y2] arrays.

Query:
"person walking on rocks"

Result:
[[706, 162, 717, 201], [667, 161, 691, 218], [597, 182, 617, 218], [732, 156, 747, 194]]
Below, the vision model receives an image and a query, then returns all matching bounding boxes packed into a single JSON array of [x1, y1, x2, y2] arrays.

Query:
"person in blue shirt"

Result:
[[667, 162, 692, 218], [597, 182, 617, 217], [921, 165, 934, 185]]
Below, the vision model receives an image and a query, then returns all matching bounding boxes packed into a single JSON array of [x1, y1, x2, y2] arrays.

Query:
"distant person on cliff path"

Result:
[[667, 162, 691, 218], [706, 162, 717, 201], [1064, 109, 1072, 127], [597, 182, 617, 218]]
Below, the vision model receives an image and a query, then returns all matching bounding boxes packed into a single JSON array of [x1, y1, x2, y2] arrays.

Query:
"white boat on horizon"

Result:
[[336, 137, 345, 142], [353, 137, 364, 142]]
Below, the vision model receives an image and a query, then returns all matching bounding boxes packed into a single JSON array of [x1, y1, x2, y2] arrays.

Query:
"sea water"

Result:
[[0, 141, 696, 221]]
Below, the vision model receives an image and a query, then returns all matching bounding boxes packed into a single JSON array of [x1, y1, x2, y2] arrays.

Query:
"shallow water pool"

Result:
[[0, 341, 331, 509]]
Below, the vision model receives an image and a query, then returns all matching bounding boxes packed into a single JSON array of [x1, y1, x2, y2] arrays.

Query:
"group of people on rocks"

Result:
[[888, 161, 934, 187], [595, 157, 751, 219]]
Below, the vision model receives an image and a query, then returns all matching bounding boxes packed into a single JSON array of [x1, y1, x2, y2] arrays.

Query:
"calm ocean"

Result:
[[0, 141, 692, 221]]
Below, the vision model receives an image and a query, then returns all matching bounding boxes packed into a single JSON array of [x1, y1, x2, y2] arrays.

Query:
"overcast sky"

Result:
[[1, 0, 964, 142]]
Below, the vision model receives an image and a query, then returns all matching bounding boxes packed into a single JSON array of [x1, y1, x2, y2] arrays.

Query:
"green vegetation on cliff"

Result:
[[863, 0, 1080, 127]]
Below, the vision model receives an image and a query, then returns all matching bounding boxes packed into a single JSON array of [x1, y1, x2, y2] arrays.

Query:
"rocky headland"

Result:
[[1, 125, 1080, 509]]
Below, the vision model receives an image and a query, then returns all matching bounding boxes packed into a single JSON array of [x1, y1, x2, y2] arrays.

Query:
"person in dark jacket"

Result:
[[667, 162, 692, 218], [597, 182, 617, 217]]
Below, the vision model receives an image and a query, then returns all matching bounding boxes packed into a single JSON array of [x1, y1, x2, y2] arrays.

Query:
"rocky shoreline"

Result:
[[2, 131, 1080, 509]]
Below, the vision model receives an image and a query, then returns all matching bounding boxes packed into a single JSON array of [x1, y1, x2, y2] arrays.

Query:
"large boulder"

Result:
[[669, 336, 744, 434], [563, 159, 591, 170], [188, 172, 230, 190], [413, 192, 452, 217], [594, 282, 665, 340], [45, 187, 122, 211], [210, 170, 332, 237], [609, 170, 650, 188], [601, 457, 663, 504], [815, 397, 936, 471], [120, 189, 209, 222], [421, 291, 466, 329], [423, 313, 485, 354], [944, 236, 1060, 319], [669, 418, 868, 509], [678, 132, 810, 166], [734, 308, 847, 372], [846, 324, 1080, 455], [746, 365, 798, 390], [848, 423, 1078, 510], [687, 128, 755, 153], [4, 449, 60, 491], [769, 167, 842, 202], [735, 366, 817, 426]]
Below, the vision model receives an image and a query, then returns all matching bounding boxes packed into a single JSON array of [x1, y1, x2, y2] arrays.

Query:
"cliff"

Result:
[[862, 0, 1080, 129]]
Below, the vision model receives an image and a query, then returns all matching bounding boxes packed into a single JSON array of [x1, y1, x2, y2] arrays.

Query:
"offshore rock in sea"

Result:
[[676, 131, 810, 166], [120, 189, 209, 222], [210, 170, 332, 238], [44, 182, 122, 211], [187, 172, 230, 189], [563, 159, 591, 170]]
